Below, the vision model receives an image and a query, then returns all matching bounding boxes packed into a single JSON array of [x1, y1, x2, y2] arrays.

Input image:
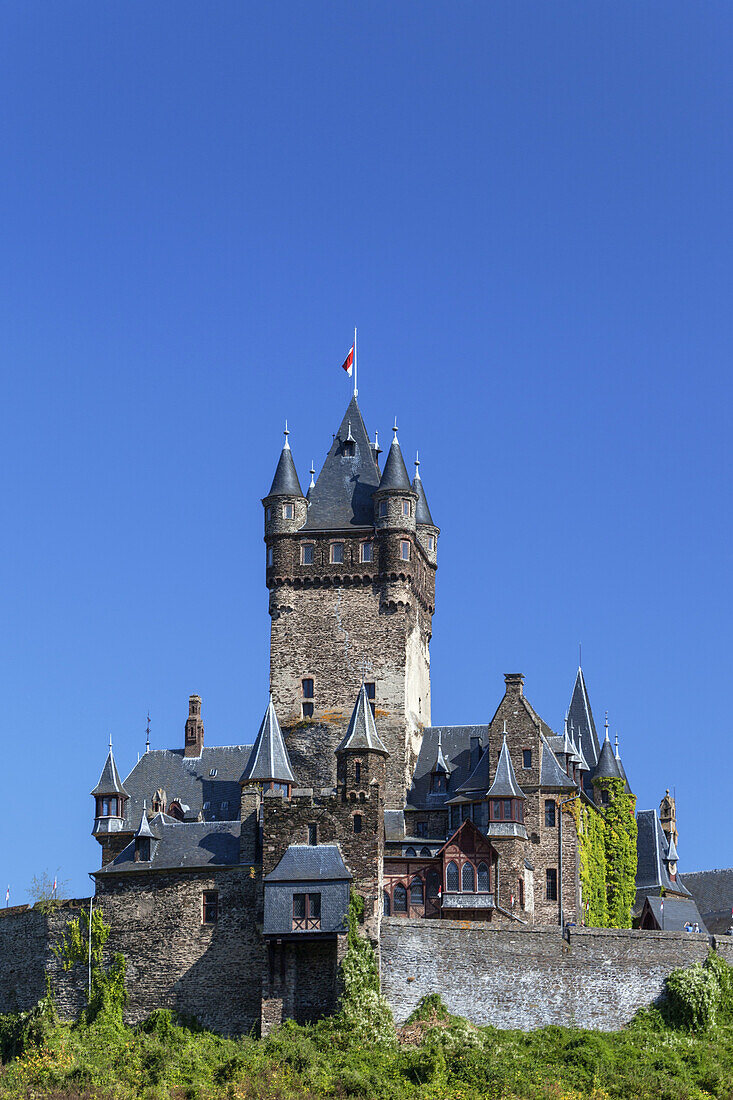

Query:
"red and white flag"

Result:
[[4, 886, 9, 905], [52, 876, 57, 895], [341, 345, 354, 377]]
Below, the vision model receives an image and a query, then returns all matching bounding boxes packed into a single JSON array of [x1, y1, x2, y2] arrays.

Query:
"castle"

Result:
[[77, 392, 702, 1032]]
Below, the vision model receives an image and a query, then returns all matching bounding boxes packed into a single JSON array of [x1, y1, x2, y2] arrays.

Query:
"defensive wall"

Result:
[[381, 917, 733, 1030], [3, 901, 733, 1034]]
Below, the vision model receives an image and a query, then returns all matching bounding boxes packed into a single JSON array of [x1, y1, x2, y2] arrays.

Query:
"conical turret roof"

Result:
[[91, 748, 129, 798], [487, 735, 526, 800], [431, 730, 450, 775], [267, 427, 304, 497], [243, 696, 296, 785], [135, 809, 159, 839], [665, 835, 679, 862], [567, 666, 601, 770], [378, 427, 412, 491], [614, 735, 632, 794], [304, 397, 381, 530], [594, 730, 622, 781], [335, 684, 388, 755], [412, 455, 434, 525]]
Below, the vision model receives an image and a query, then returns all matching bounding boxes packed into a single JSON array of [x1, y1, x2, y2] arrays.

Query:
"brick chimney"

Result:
[[504, 673, 525, 696], [184, 694, 204, 758]]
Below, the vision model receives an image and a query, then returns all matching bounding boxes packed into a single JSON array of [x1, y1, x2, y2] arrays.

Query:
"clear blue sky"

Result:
[[1, 2, 731, 898]]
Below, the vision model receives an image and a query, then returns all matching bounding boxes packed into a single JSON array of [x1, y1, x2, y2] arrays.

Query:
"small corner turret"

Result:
[[336, 684, 388, 800], [184, 694, 204, 758], [91, 743, 129, 834], [263, 423, 308, 562], [373, 421, 418, 532], [412, 452, 439, 564]]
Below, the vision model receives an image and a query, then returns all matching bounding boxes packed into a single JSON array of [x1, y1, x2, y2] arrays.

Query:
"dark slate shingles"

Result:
[[264, 844, 352, 882], [91, 750, 129, 797], [96, 819, 241, 874], [303, 397, 381, 530]]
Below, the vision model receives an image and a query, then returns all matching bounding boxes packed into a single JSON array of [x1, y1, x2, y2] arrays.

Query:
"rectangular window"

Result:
[[545, 799, 556, 827], [355, 761, 361, 783], [546, 869, 558, 901], [203, 891, 219, 924], [267, 547, 273, 567], [265, 506, 272, 522], [361, 541, 373, 562], [427, 535, 435, 551], [353, 814, 362, 834], [402, 500, 410, 516], [523, 749, 532, 768], [283, 503, 294, 519], [460, 803, 469, 821], [330, 543, 344, 564], [307, 823, 317, 846], [400, 540, 410, 561], [302, 702, 314, 718], [302, 678, 314, 698], [301, 544, 314, 564], [416, 821, 428, 838], [503, 799, 512, 819], [379, 500, 388, 518], [292, 892, 321, 930], [450, 805, 460, 830]]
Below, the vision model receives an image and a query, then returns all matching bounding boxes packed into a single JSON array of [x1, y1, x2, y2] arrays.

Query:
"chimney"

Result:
[[504, 673, 525, 697], [184, 694, 204, 758]]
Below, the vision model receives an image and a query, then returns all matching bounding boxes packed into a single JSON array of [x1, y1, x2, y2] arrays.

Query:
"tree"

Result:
[[27, 870, 69, 907]]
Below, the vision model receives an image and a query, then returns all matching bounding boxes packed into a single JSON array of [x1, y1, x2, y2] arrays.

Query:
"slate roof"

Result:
[[267, 435, 304, 497], [118, 745, 252, 831], [636, 809, 692, 898], [91, 749, 129, 798], [412, 460, 435, 525], [303, 397, 381, 530], [680, 868, 733, 933], [243, 697, 297, 784], [430, 731, 451, 775], [567, 667, 601, 770], [594, 734, 622, 780], [487, 736, 526, 800], [95, 819, 241, 874], [539, 733, 577, 790], [264, 844, 352, 882], [614, 739, 632, 794], [455, 742, 493, 796], [642, 895, 708, 933], [378, 433, 412, 491], [335, 685, 388, 755]]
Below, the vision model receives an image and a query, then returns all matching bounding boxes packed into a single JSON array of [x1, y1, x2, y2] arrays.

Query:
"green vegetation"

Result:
[[1, 907, 732, 1099], [570, 780, 638, 928]]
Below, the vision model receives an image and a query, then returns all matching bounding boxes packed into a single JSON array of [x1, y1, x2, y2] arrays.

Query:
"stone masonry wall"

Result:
[[381, 918, 718, 1029], [0, 902, 90, 1020]]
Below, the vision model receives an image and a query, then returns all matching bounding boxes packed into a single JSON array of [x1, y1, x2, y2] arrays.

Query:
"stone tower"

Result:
[[264, 396, 438, 808]]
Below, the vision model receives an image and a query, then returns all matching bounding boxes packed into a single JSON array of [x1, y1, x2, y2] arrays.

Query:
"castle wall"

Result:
[[380, 918, 716, 1029], [0, 902, 89, 1020]]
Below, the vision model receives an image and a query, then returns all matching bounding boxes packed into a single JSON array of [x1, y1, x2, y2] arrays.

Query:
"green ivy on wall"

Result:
[[568, 779, 637, 929]]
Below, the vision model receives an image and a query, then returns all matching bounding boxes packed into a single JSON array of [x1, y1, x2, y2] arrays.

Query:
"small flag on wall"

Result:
[[341, 345, 354, 377], [4, 886, 9, 905]]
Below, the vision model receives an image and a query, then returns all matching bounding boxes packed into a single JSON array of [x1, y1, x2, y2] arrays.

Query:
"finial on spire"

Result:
[[146, 712, 150, 753], [503, 719, 507, 734], [108, 732, 112, 752], [309, 460, 315, 489], [614, 732, 620, 759], [604, 711, 610, 741], [392, 417, 398, 440], [283, 420, 290, 449], [414, 451, 420, 475]]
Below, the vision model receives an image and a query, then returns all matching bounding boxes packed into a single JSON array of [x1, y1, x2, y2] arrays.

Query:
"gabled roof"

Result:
[[635, 809, 692, 897], [303, 396, 381, 530], [567, 666, 601, 770], [642, 895, 707, 933], [264, 844, 352, 882], [412, 456, 434, 525], [487, 736, 526, 800], [539, 733, 577, 790], [680, 868, 733, 922], [378, 431, 412, 491], [335, 685, 388, 755], [135, 810, 156, 839], [91, 749, 129, 798], [267, 431, 304, 497], [243, 697, 296, 785], [594, 733, 622, 781], [407, 725, 487, 809]]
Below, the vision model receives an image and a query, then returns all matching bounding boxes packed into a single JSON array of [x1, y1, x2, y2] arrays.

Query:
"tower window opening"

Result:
[[355, 761, 361, 784], [330, 542, 344, 564], [203, 891, 219, 924], [307, 823, 317, 846], [343, 441, 355, 457], [301, 544, 314, 564], [283, 503, 294, 520], [400, 540, 410, 561], [361, 541, 373, 563], [353, 813, 362, 834], [431, 773, 446, 793], [545, 800, 556, 827], [302, 678, 314, 698], [519, 877, 525, 910], [267, 547, 273, 567], [265, 507, 272, 522], [546, 868, 557, 901], [523, 749, 532, 768], [302, 702, 314, 718], [402, 500, 410, 517], [428, 535, 435, 551], [379, 500, 388, 518]]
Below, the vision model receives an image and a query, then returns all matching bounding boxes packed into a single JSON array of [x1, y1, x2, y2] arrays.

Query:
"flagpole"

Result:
[[354, 326, 358, 397]]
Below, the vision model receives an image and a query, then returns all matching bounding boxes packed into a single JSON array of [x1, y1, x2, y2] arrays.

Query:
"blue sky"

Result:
[[1, 2, 731, 898]]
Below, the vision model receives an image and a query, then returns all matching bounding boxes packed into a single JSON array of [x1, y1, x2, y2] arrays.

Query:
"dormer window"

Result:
[[431, 773, 447, 794], [283, 503, 294, 519], [343, 441, 355, 457]]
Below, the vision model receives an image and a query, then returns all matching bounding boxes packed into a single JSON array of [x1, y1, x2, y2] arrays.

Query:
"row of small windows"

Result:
[[447, 799, 524, 830], [404, 846, 433, 857], [267, 539, 433, 569], [300, 678, 374, 720]]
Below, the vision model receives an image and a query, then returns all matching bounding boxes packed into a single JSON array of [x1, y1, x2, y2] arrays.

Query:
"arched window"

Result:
[[446, 861, 459, 892], [383, 890, 391, 916], [410, 878, 424, 906], [393, 884, 407, 913], [405, 847, 416, 857], [426, 869, 440, 898], [420, 846, 432, 857], [462, 862, 475, 892], [477, 862, 489, 892]]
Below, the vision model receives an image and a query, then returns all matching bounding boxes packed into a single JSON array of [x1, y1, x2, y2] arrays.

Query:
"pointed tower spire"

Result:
[[487, 735, 526, 801], [412, 451, 435, 525], [431, 728, 451, 775], [335, 684, 388, 755], [567, 664, 601, 771], [303, 396, 380, 529], [378, 421, 412, 490], [145, 712, 151, 753], [91, 746, 129, 798], [593, 714, 622, 782], [267, 423, 304, 497], [242, 696, 296, 787]]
